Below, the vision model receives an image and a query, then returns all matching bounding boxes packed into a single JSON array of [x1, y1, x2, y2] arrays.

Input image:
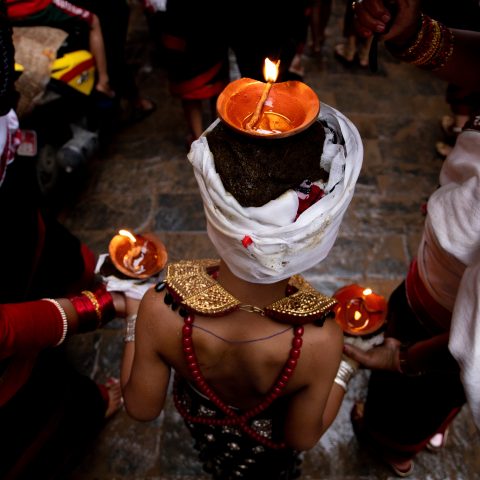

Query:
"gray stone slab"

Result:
[[63, 1, 480, 478]]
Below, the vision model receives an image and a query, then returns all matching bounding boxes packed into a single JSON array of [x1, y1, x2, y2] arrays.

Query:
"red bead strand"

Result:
[[173, 300, 305, 449]]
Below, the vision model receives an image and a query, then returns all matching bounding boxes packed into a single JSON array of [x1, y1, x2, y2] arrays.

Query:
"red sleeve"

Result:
[[0, 300, 63, 359], [6, 0, 52, 18], [65, 243, 97, 295]]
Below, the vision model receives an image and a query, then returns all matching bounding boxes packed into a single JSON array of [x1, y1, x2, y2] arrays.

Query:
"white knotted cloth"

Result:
[[188, 103, 363, 284]]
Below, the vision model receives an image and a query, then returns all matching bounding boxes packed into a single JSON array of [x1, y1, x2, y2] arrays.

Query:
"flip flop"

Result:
[[426, 428, 449, 453], [334, 43, 356, 67], [389, 459, 415, 477]]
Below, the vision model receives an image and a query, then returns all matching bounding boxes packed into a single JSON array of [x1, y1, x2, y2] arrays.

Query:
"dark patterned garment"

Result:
[[174, 377, 302, 480]]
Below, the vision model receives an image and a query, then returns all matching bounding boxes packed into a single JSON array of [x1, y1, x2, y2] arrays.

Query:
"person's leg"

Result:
[[309, 0, 332, 54], [88, 13, 114, 97], [334, 1, 357, 65], [182, 99, 204, 143], [72, 0, 155, 120], [357, 35, 373, 67], [38, 0, 115, 97], [352, 283, 466, 475], [318, 0, 332, 43]]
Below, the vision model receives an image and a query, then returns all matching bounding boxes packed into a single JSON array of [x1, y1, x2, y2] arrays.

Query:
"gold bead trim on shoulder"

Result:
[[166, 260, 240, 315], [265, 290, 337, 322], [165, 259, 337, 323]]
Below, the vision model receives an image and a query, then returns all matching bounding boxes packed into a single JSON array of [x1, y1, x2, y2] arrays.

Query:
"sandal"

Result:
[[334, 43, 356, 67], [426, 428, 449, 453], [389, 459, 415, 477]]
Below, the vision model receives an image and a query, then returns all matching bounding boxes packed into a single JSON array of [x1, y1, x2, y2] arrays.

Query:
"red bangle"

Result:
[[93, 284, 116, 325], [68, 293, 98, 332], [68, 286, 116, 333]]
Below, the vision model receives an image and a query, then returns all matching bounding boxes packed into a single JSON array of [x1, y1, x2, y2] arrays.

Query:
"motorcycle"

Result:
[[13, 26, 113, 199]]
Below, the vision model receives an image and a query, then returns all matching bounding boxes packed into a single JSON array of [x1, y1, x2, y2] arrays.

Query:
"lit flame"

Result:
[[119, 229, 136, 243], [263, 58, 280, 83], [362, 288, 372, 296], [354, 310, 362, 321]]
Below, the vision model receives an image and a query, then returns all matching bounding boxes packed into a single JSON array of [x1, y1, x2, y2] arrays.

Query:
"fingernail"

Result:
[[382, 14, 391, 23], [375, 23, 385, 32]]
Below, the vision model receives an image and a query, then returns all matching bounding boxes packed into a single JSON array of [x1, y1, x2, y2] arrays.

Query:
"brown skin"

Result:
[[344, 332, 454, 374], [121, 260, 346, 452], [353, 0, 480, 90]]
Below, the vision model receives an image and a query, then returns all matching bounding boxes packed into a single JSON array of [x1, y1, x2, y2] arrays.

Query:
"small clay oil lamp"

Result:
[[333, 284, 387, 338], [108, 229, 168, 279], [216, 58, 320, 139]]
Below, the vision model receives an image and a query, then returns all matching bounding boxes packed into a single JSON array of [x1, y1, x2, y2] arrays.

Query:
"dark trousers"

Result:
[[361, 283, 466, 460]]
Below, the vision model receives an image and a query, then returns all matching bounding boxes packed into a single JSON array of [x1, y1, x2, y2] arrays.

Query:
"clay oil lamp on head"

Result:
[[108, 229, 168, 279], [333, 284, 387, 341], [216, 58, 320, 139]]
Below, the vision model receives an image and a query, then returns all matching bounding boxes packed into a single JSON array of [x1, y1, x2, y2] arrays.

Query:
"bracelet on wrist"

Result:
[[386, 14, 454, 71], [42, 298, 68, 346], [68, 285, 116, 333], [334, 359, 357, 392], [124, 314, 137, 343]]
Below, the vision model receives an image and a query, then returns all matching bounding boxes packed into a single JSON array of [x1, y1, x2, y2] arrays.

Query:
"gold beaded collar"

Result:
[[164, 259, 337, 325]]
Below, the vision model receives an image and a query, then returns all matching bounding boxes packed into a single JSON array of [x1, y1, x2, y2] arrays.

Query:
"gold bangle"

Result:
[[82, 290, 102, 323], [411, 20, 441, 66], [391, 15, 454, 71]]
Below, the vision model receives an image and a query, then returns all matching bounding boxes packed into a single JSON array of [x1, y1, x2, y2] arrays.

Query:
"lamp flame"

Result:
[[354, 310, 362, 321], [119, 229, 136, 243], [362, 288, 372, 296], [263, 58, 280, 83]]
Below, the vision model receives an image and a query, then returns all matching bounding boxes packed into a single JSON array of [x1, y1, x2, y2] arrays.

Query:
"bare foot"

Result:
[[103, 377, 123, 418], [436, 141, 453, 158], [95, 82, 116, 99], [334, 43, 356, 65], [133, 97, 155, 112]]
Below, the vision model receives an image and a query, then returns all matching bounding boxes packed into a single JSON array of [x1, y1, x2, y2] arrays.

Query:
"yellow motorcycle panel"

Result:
[[50, 50, 96, 95]]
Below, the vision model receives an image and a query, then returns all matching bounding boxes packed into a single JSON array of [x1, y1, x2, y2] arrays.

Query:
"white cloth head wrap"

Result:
[[188, 103, 363, 284]]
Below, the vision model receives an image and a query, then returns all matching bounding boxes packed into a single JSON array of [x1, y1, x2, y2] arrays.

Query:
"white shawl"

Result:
[[188, 103, 363, 284]]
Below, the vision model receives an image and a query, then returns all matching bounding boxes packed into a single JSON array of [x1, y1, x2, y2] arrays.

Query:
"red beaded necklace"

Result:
[[173, 307, 304, 450], [160, 259, 335, 450]]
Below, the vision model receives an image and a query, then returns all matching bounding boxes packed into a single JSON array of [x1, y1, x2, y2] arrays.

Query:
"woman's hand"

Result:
[[111, 291, 141, 318], [353, 0, 421, 45], [343, 336, 401, 371]]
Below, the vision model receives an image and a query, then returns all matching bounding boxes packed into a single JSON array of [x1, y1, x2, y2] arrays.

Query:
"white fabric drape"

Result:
[[188, 103, 363, 284]]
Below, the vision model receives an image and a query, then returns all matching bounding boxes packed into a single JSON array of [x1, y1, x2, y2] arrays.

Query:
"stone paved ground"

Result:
[[60, 1, 480, 478]]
